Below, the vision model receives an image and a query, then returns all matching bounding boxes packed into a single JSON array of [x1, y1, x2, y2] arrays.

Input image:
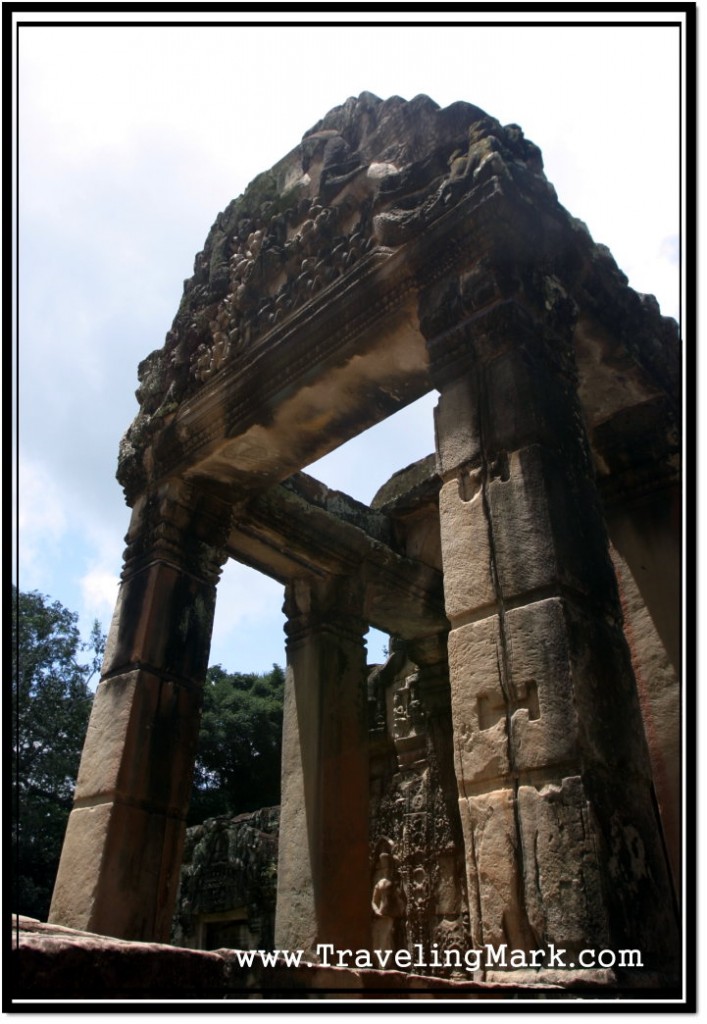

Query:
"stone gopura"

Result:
[[49, 93, 681, 990]]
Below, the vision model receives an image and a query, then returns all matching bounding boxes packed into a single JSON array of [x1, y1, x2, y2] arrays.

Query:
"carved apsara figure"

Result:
[[371, 847, 406, 952]]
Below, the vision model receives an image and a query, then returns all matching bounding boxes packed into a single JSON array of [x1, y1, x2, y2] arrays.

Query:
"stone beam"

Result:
[[226, 473, 448, 640], [146, 256, 430, 498], [118, 165, 510, 505]]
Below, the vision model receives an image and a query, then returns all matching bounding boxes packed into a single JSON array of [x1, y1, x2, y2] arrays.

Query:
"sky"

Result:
[[13, 11, 686, 676]]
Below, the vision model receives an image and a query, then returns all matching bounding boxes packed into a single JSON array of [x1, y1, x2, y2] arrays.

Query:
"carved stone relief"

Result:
[[171, 807, 279, 951], [368, 646, 468, 975]]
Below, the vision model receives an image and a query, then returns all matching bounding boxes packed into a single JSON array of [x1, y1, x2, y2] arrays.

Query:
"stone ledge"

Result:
[[11, 916, 572, 1001]]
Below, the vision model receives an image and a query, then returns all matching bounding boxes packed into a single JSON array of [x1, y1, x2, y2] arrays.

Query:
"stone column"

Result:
[[426, 298, 679, 983], [49, 480, 231, 942], [275, 577, 370, 955]]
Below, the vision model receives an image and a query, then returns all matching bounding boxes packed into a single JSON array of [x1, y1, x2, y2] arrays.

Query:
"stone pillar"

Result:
[[426, 299, 679, 983], [275, 577, 370, 955], [49, 480, 231, 942]]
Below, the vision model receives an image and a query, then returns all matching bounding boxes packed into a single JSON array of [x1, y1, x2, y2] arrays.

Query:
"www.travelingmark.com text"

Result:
[[228, 943, 643, 972]]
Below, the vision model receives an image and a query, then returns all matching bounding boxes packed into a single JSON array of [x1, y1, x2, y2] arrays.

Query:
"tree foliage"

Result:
[[188, 663, 285, 824], [11, 586, 104, 921]]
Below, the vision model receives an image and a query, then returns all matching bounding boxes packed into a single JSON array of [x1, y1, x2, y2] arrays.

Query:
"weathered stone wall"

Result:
[[171, 807, 279, 951]]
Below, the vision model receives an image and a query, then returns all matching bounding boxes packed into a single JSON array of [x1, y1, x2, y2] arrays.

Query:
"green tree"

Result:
[[188, 663, 285, 824], [12, 586, 104, 920]]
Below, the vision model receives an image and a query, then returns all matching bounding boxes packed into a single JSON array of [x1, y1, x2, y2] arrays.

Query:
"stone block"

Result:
[[487, 445, 615, 602], [74, 670, 202, 816], [459, 790, 533, 951], [482, 346, 577, 454], [49, 801, 187, 942], [517, 777, 610, 953], [505, 599, 580, 773], [93, 803, 188, 941], [448, 600, 581, 783], [561, 603, 654, 776], [447, 618, 509, 786], [101, 583, 127, 675], [486, 447, 557, 599], [434, 376, 481, 475], [439, 476, 496, 621], [580, 772, 680, 972], [49, 803, 113, 928], [74, 672, 139, 801], [101, 564, 216, 683]]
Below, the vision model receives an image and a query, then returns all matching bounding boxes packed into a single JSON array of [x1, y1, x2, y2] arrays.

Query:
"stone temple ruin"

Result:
[[48, 93, 681, 991]]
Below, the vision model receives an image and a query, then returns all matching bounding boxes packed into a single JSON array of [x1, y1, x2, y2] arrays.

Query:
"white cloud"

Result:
[[17, 454, 66, 536], [660, 236, 680, 266], [77, 520, 125, 622], [80, 566, 120, 623], [16, 454, 68, 588]]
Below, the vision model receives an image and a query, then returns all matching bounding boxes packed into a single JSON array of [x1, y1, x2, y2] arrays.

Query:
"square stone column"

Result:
[[427, 301, 679, 984], [275, 577, 370, 955], [49, 481, 231, 942]]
